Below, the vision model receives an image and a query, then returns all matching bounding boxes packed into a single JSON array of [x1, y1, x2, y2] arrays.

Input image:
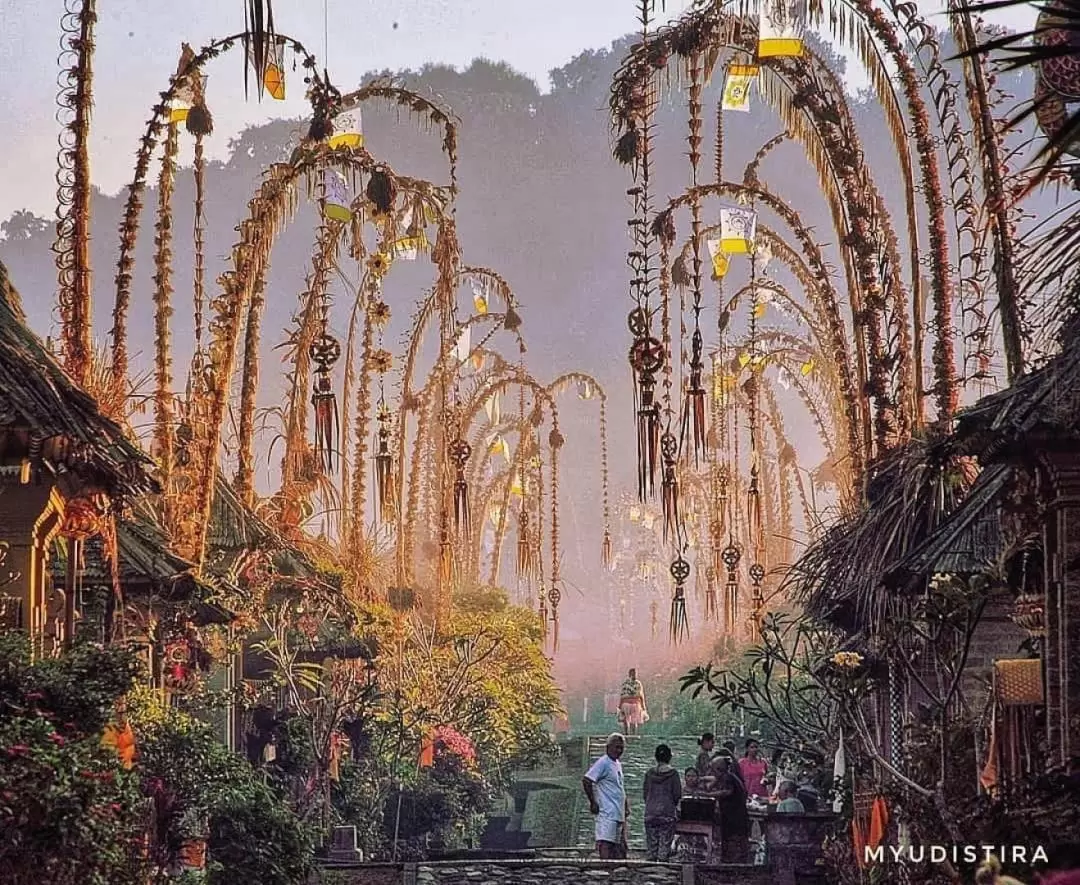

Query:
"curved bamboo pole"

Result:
[[110, 32, 331, 396]]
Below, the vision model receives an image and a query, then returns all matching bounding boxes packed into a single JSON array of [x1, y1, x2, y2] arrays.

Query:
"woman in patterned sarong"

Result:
[[618, 668, 649, 735]]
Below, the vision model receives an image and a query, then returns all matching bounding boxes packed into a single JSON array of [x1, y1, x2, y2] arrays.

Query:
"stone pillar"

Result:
[[1039, 453, 1080, 767], [0, 481, 62, 641], [763, 813, 835, 885]]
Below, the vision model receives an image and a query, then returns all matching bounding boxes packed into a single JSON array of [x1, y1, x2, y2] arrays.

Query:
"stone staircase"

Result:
[[575, 734, 704, 850]]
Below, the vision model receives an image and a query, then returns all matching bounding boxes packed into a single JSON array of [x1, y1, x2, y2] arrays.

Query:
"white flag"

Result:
[[323, 170, 352, 222], [484, 393, 501, 424], [452, 325, 471, 364], [328, 110, 364, 149], [776, 365, 792, 390], [832, 727, 846, 813]]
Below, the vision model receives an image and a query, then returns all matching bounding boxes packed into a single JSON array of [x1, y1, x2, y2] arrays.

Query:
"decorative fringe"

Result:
[[682, 372, 708, 464], [705, 566, 718, 622], [721, 542, 741, 634], [517, 510, 532, 580], [670, 587, 689, 645], [601, 530, 613, 570], [660, 432, 679, 543], [312, 371, 338, 475], [454, 476, 470, 535]]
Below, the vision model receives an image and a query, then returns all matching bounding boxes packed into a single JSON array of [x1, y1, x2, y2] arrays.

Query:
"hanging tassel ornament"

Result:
[[449, 438, 472, 535], [660, 432, 680, 543], [721, 541, 741, 633], [681, 329, 708, 464], [548, 585, 562, 652], [749, 563, 766, 640], [517, 509, 532, 581], [650, 600, 659, 640], [630, 330, 664, 501], [309, 334, 342, 474], [705, 565, 718, 621], [669, 556, 691, 645], [601, 529, 613, 570], [439, 520, 454, 588], [538, 590, 549, 641], [373, 401, 395, 523]]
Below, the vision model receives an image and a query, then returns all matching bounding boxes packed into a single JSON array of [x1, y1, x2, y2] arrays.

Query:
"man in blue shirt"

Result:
[[582, 733, 629, 858]]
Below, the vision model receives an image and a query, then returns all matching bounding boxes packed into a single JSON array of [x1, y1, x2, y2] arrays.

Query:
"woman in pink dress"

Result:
[[737, 738, 769, 799]]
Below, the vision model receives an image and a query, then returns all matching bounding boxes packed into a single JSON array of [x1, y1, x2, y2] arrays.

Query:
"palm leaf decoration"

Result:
[[243, 0, 276, 99], [954, 1, 1080, 189]]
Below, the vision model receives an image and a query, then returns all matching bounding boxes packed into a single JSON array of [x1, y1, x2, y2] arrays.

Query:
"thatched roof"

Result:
[[786, 434, 975, 635], [956, 314, 1080, 458], [882, 464, 1011, 592], [0, 261, 157, 498]]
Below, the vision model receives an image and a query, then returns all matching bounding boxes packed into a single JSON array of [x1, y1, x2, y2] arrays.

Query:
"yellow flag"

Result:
[[510, 473, 524, 497], [738, 352, 751, 368], [754, 301, 767, 319], [474, 292, 488, 314], [323, 170, 353, 222], [801, 358, 815, 376], [721, 64, 759, 112], [706, 239, 730, 279], [328, 110, 364, 150], [391, 234, 426, 260], [721, 207, 756, 254], [759, 1, 805, 57], [471, 351, 485, 371], [489, 435, 511, 461]]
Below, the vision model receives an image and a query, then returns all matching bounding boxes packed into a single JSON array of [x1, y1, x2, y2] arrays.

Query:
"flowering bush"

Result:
[[434, 725, 476, 767]]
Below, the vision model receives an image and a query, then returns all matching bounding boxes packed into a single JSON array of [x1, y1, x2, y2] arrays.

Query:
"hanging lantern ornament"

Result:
[[659, 432, 680, 543], [310, 333, 342, 474], [669, 556, 691, 644], [721, 541, 741, 633], [373, 401, 395, 523], [449, 438, 472, 534]]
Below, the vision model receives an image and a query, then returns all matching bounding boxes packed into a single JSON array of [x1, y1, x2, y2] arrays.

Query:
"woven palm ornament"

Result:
[[994, 659, 1043, 706]]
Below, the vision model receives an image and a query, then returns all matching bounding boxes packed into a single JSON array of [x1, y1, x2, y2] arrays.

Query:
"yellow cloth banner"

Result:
[[720, 206, 756, 254], [706, 238, 730, 278], [328, 110, 364, 149], [264, 39, 286, 99], [759, 2, 805, 57], [721, 64, 759, 111], [323, 170, 353, 222]]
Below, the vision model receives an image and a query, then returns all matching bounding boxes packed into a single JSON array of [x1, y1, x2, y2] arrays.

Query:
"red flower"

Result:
[[6, 745, 30, 757], [48, 733, 65, 746]]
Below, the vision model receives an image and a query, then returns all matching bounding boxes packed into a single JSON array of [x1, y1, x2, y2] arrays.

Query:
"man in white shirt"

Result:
[[582, 732, 629, 858]]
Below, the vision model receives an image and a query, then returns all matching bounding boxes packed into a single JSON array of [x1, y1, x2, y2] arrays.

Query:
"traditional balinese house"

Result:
[[0, 260, 158, 651], [949, 312, 1080, 774]]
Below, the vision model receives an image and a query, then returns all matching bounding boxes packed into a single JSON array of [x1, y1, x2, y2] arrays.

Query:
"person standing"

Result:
[[775, 780, 805, 813], [738, 738, 769, 799], [707, 756, 750, 863], [583, 733, 629, 859], [643, 744, 682, 862], [695, 732, 715, 776], [618, 669, 648, 735]]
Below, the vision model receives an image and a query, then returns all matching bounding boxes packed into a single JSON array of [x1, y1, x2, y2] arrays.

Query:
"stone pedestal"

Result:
[[763, 812, 836, 885]]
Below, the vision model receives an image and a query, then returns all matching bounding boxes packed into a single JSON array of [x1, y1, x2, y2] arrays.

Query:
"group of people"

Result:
[[582, 731, 806, 864]]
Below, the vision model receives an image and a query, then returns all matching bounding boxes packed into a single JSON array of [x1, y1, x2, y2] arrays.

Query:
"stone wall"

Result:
[[322, 861, 773, 885]]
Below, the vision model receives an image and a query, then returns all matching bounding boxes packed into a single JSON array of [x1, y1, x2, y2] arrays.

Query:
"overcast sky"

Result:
[[0, 0, 1037, 221]]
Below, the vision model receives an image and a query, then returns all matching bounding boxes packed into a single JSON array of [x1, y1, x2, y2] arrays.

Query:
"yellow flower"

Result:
[[370, 300, 391, 328], [366, 253, 390, 277], [371, 349, 393, 374], [830, 651, 864, 669]]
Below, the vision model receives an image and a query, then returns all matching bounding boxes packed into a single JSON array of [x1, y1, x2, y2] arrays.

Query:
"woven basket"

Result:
[[994, 659, 1043, 705]]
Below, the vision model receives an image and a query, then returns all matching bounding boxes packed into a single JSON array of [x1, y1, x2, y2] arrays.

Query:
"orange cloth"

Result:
[[852, 819, 866, 868], [101, 722, 136, 770], [980, 701, 999, 793], [419, 737, 434, 768], [868, 796, 888, 849]]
